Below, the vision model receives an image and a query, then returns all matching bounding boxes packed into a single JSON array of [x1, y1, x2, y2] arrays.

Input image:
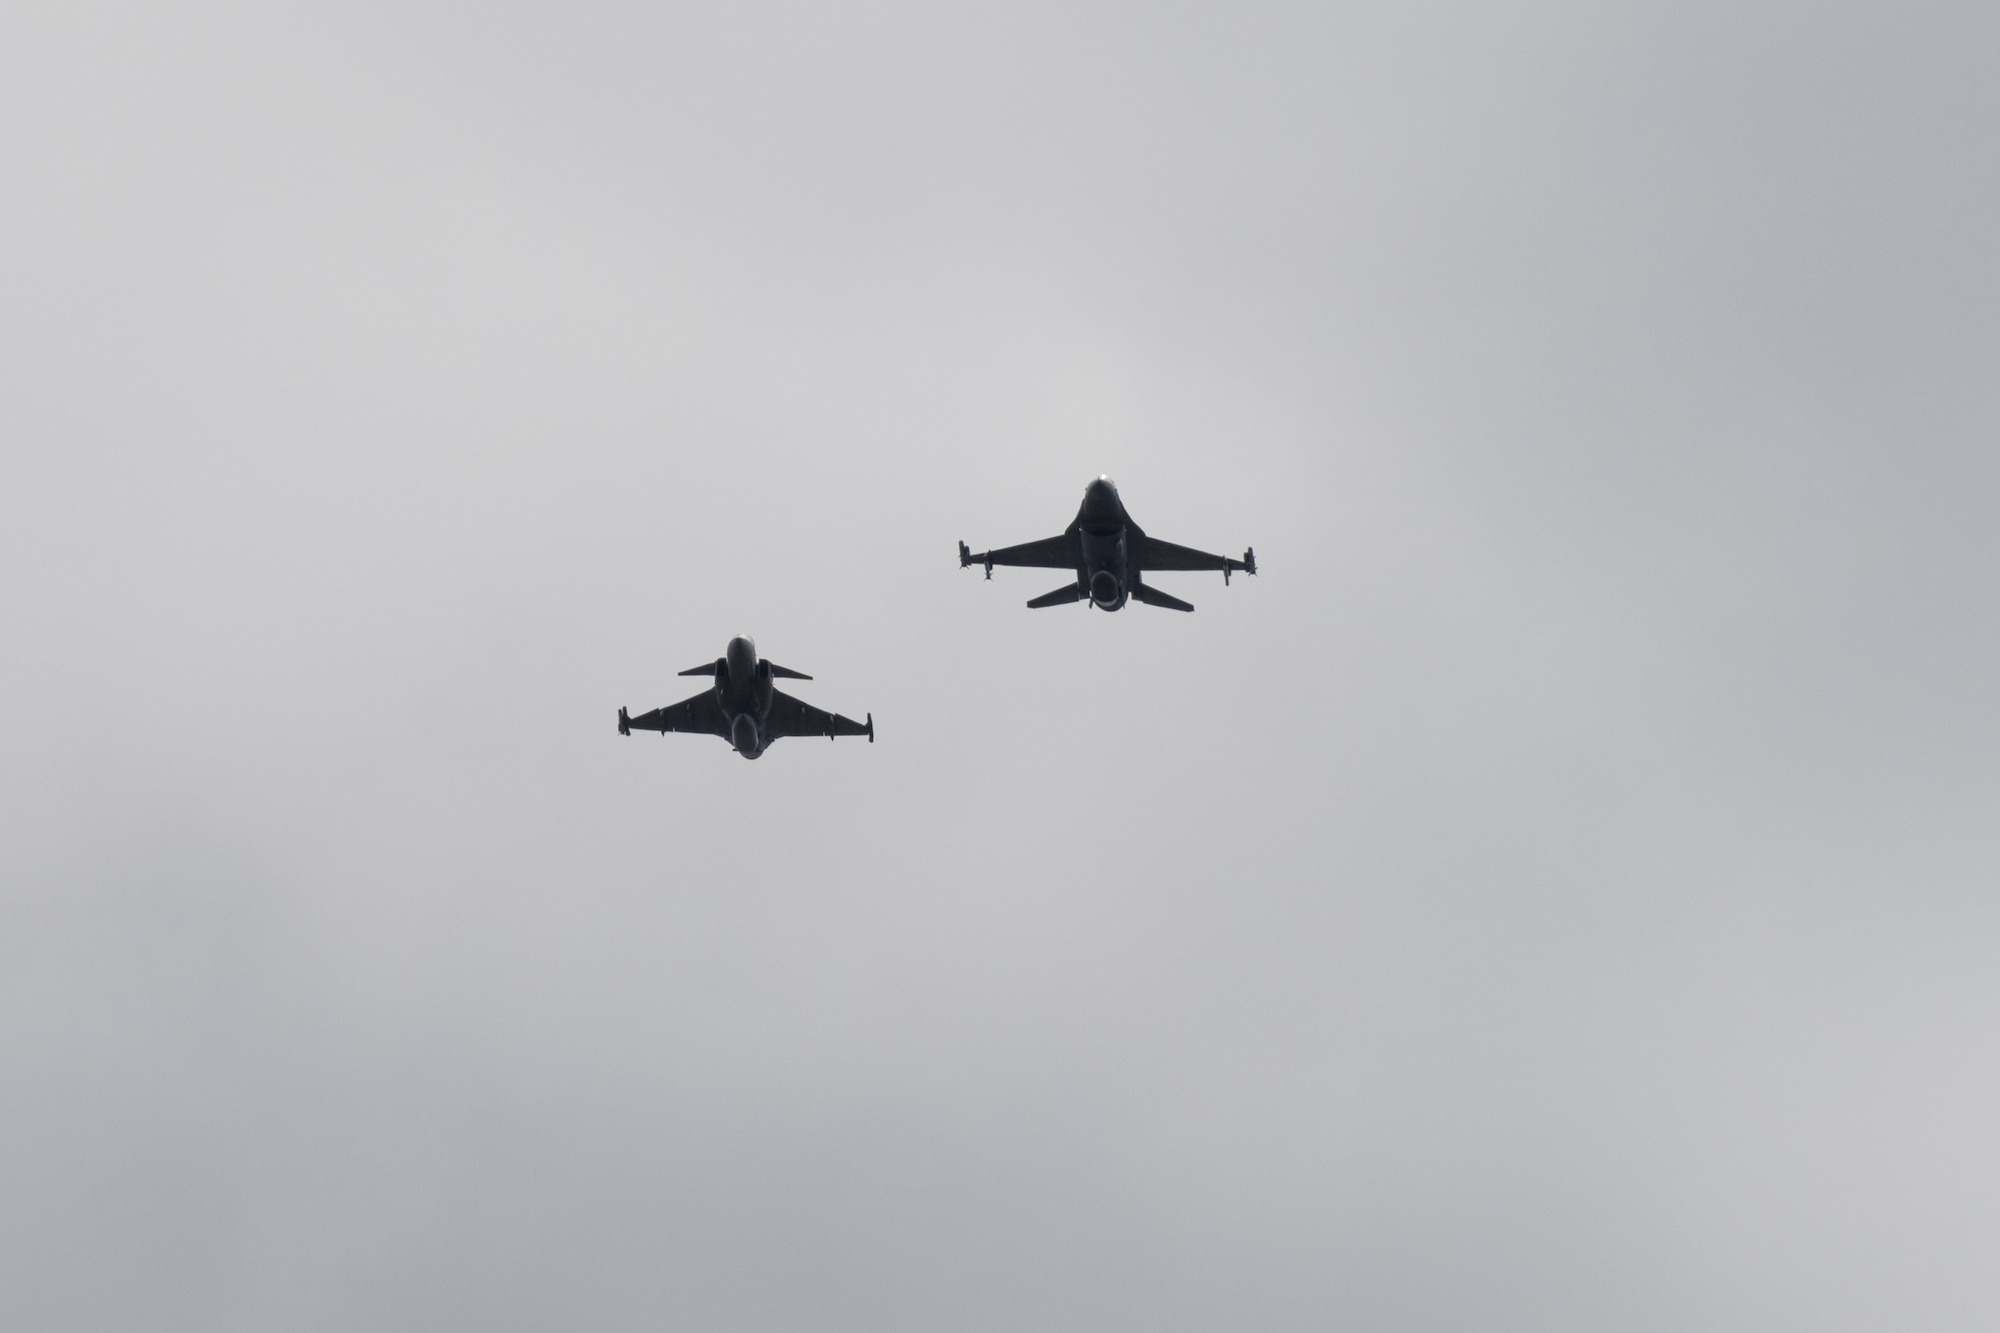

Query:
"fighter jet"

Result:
[[617, 636, 873, 760], [958, 476, 1256, 612]]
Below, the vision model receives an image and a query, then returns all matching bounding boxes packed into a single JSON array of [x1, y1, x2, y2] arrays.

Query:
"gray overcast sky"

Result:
[[3, 2, 1997, 1329]]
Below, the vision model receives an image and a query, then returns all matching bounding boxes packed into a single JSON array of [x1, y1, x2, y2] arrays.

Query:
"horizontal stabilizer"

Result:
[[678, 660, 721, 677], [1027, 581, 1084, 609], [1130, 582, 1195, 612], [766, 663, 813, 680]]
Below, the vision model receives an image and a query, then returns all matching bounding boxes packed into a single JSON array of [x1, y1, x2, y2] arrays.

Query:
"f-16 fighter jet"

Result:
[[958, 476, 1256, 612], [617, 636, 873, 760]]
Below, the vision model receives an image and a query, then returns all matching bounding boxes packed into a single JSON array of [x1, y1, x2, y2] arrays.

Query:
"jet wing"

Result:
[[621, 689, 727, 737], [1135, 535, 1254, 575], [766, 689, 873, 741], [961, 532, 1081, 570]]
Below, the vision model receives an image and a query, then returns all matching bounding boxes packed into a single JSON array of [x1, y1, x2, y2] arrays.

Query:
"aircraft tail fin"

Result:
[[1130, 582, 1195, 612], [1026, 582, 1084, 609]]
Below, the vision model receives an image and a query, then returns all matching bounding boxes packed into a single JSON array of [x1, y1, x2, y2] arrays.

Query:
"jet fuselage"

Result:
[[716, 635, 775, 758], [1077, 477, 1132, 610]]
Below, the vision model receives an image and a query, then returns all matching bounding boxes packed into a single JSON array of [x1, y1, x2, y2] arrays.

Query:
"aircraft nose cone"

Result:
[[731, 713, 760, 756], [725, 636, 758, 684], [1080, 476, 1122, 524]]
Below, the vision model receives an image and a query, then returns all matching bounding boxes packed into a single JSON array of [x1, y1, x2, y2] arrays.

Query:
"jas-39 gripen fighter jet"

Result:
[[959, 476, 1256, 612], [617, 636, 872, 760]]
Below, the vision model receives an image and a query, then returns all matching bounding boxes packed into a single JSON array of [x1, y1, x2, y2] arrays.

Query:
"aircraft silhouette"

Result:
[[959, 476, 1255, 611], [617, 636, 872, 760]]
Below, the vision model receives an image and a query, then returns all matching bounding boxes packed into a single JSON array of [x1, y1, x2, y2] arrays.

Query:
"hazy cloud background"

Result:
[[3, 2, 1997, 1329]]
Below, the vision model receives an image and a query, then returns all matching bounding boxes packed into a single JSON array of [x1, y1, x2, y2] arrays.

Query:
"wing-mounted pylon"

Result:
[[826, 711, 874, 742], [1136, 536, 1258, 585], [959, 540, 993, 579], [959, 533, 1079, 578]]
